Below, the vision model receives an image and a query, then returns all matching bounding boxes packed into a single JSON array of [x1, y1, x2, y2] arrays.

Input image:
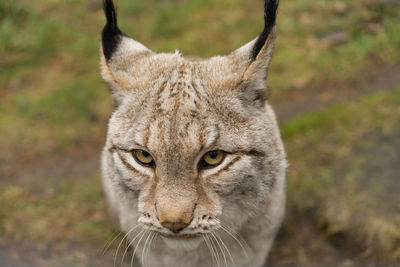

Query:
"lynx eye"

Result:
[[201, 150, 225, 168], [132, 149, 154, 167]]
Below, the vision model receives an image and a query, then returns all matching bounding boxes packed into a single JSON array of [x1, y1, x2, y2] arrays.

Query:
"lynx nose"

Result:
[[161, 221, 189, 234]]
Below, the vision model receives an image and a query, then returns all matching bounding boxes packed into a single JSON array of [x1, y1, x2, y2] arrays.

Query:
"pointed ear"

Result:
[[231, 0, 279, 104], [100, 0, 152, 101]]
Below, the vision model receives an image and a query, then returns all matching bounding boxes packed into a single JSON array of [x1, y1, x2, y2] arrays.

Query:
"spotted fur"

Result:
[[100, 0, 286, 266]]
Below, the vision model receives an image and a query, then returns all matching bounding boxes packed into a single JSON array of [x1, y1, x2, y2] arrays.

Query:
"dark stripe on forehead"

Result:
[[155, 77, 169, 100], [153, 78, 170, 116], [168, 71, 185, 159], [190, 80, 202, 101]]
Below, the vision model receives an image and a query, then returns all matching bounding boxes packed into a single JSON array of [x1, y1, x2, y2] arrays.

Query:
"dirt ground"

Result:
[[1, 64, 400, 267]]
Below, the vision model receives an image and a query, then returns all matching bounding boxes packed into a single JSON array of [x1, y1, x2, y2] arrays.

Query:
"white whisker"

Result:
[[222, 225, 248, 248], [141, 231, 153, 267], [121, 229, 145, 265], [101, 230, 122, 256], [130, 230, 147, 267], [203, 234, 217, 267], [211, 232, 227, 267], [114, 225, 141, 267], [215, 232, 236, 267], [146, 231, 157, 264], [220, 225, 248, 258], [209, 234, 221, 267]]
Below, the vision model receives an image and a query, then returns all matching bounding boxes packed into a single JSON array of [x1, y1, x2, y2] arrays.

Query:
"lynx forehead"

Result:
[[100, 0, 286, 266]]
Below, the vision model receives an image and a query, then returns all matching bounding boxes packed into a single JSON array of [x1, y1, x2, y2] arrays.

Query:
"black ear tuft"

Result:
[[102, 0, 123, 61], [252, 0, 279, 60]]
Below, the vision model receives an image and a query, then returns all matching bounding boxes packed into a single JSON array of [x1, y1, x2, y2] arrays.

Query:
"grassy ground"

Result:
[[272, 89, 400, 265], [1, 0, 400, 266]]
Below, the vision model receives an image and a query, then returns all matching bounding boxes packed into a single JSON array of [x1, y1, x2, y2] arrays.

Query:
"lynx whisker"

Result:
[[207, 234, 221, 267], [121, 228, 145, 265], [220, 225, 249, 258], [152, 232, 159, 249], [141, 231, 154, 267], [145, 231, 158, 264], [114, 224, 142, 267], [204, 234, 219, 267], [211, 232, 228, 267], [101, 230, 122, 256], [215, 232, 236, 267], [130, 230, 148, 267]]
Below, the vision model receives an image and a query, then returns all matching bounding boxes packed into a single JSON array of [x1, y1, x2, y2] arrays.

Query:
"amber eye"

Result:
[[132, 149, 154, 167], [201, 150, 225, 168]]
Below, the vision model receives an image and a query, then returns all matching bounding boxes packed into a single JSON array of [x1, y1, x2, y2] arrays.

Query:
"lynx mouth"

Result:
[[160, 233, 204, 250], [160, 233, 200, 239]]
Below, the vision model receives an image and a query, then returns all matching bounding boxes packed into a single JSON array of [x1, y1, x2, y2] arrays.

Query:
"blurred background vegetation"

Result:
[[0, 0, 399, 266]]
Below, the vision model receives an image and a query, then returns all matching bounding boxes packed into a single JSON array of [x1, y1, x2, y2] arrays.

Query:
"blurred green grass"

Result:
[[0, 178, 111, 243], [1, 0, 399, 165], [283, 89, 400, 261]]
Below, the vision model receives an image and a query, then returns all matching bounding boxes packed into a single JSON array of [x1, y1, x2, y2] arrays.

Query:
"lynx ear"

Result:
[[231, 0, 279, 103], [100, 0, 152, 98]]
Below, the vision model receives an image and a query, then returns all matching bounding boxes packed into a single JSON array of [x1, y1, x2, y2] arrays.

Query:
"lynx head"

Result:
[[100, 0, 285, 249]]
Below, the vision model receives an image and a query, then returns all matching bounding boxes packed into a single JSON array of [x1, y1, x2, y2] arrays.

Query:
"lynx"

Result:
[[100, 0, 286, 266]]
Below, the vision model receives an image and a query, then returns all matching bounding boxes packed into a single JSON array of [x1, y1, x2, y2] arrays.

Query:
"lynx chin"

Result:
[[100, 0, 286, 266]]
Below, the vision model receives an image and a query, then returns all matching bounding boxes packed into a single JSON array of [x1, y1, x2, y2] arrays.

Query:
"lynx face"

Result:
[[100, 0, 286, 261]]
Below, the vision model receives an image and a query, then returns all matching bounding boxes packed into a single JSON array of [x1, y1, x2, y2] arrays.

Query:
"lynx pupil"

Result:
[[133, 149, 154, 166], [209, 151, 218, 159]]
